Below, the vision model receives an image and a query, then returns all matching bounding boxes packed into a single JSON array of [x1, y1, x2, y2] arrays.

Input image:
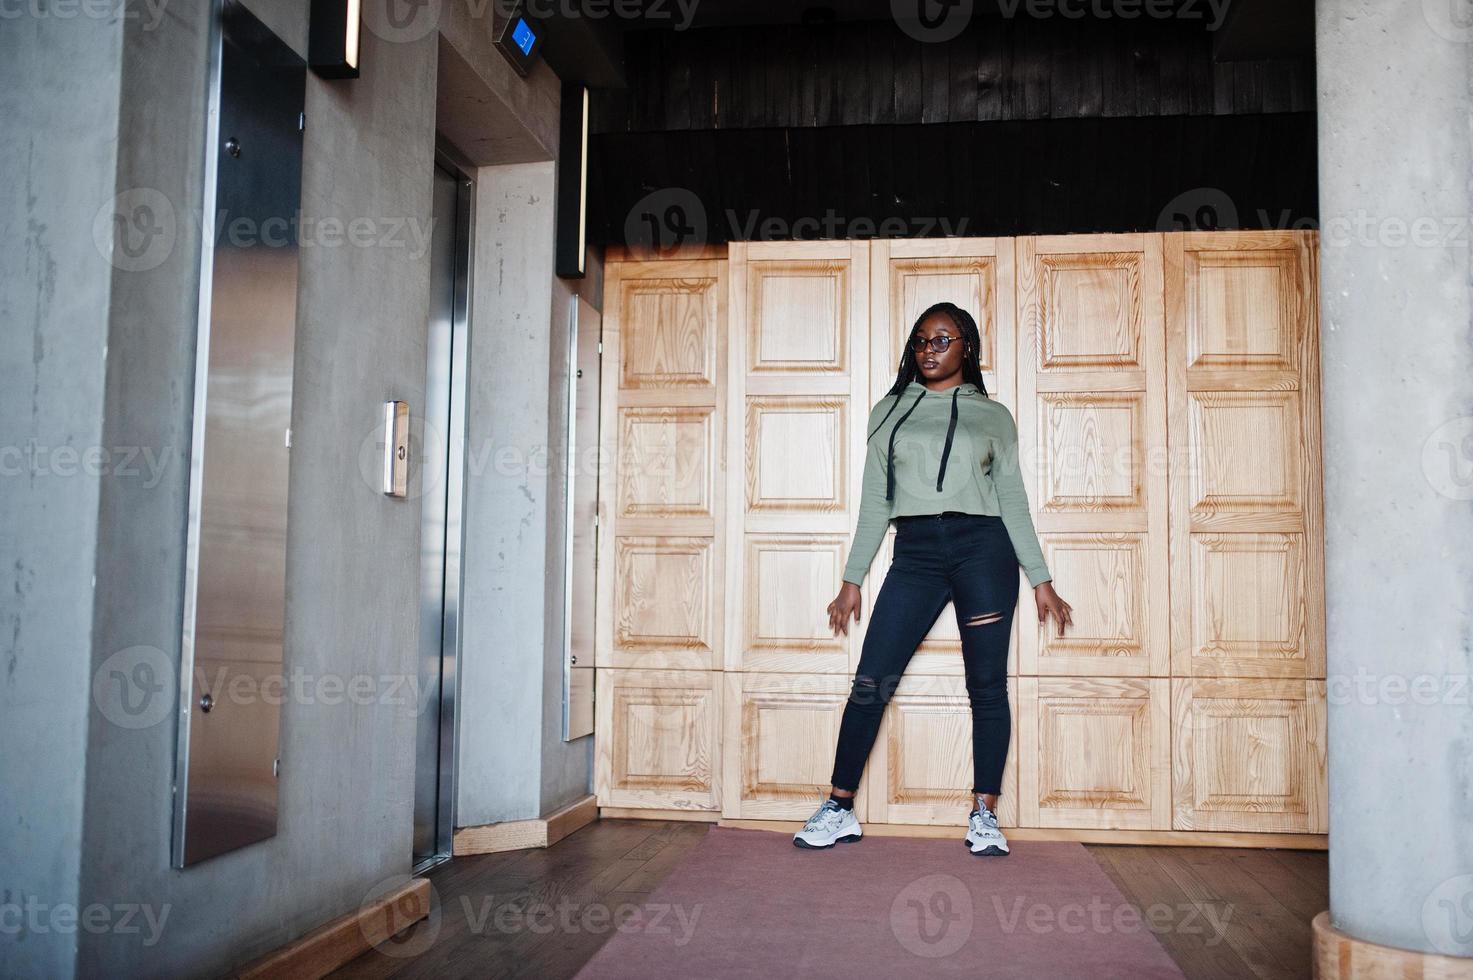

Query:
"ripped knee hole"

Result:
[[963, 611, 1005, 627]]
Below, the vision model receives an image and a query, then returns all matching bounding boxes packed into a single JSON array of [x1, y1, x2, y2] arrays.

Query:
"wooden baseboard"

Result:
[[454, 794, 598, 855], [594, 803, 1328, 849], [718, 818, 1326, 849], [234, 878, 430, 980], [599, 806, 721, 823], [1313, 911, 1472, 978], [700, 816, 1322, 849], [592, 803, 1327, 849]]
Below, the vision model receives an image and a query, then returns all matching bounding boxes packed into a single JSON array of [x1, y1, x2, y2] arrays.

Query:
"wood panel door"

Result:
[[1171, 678, 1328, 833], [1164, 231, 1325, 680], [866, 239, 1019, 676], [596, 259, 728, 672], [595, 668, 721, 811], [597, 233, 1327, 844], [724, 242, 870, 675], [1019, 676, 1171, 829], [722, 672, 863, 820], [720, 242, 871, 819], [1015, 235, 1172, 678], [864, 675, 1019, 827]]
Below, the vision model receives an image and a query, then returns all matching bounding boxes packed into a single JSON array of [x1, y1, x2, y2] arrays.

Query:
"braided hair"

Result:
[[882, 301, 989, 399]]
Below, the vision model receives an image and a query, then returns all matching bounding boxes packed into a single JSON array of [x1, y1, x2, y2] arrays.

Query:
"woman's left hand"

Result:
[[1034, 582, 1073, 637]]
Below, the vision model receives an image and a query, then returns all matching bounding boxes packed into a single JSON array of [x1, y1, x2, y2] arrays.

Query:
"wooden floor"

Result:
[[332, 819, 1326, 980]]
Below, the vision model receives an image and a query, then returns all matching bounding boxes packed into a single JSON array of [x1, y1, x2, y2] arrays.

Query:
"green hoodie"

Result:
[[841, 379, 1052, 588]]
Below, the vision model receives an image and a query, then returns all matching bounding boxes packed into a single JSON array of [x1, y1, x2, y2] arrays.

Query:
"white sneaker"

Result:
[[965, 805, 1010, 856], [792, 799, 863, 849]]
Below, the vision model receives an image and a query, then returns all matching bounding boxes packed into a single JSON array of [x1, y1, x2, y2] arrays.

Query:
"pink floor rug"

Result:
[[574, 826, 1186, 979]]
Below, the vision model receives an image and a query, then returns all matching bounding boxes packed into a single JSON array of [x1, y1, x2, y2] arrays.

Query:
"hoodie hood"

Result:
[[874, 380, 986, 500], [902, 379, 983, 397]]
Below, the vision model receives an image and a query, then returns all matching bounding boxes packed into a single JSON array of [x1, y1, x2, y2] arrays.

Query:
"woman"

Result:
[[793, 301, 1073, 855]]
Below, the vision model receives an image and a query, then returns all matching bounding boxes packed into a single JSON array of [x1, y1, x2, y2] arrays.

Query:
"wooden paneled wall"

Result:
[[593, 17, 1314, 134], [595, 231, 1326, 845]]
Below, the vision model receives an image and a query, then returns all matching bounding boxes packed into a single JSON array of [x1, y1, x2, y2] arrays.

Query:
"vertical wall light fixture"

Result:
[[555, 82, 589, 279], [309, 0, 361, 79]]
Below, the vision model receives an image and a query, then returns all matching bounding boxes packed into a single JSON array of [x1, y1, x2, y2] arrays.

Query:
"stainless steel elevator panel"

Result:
[[174, 0, 304, 867], [414, 164, 471, 872], [564, 296, 600, 740]]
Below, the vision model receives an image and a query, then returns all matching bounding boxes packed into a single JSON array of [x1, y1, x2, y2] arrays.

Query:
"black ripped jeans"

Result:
[[830, 512, 1019, 797]]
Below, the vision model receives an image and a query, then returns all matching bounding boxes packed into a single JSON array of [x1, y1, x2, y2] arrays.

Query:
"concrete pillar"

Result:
[[457, 162, 561, 826], [454, 156, 595, 827], [0, 8, 123, 978], [1315, 0, 1473, 969]]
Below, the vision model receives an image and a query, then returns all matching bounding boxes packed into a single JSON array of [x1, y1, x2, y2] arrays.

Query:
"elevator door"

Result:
[[414, 163, 469, 872]]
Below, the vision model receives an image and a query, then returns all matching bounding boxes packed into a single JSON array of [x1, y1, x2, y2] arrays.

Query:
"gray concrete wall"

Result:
[[1317, 0, 1473, 958], [440, 7, 598, 827], [440, 8, 600, 824], [457, 162, 560, 826], [0, 8, 123, 978], [456, 155, 593, 826], [73, 2, 436, 975], [5, 0, 593, 972], [451, 130, 602, 825]]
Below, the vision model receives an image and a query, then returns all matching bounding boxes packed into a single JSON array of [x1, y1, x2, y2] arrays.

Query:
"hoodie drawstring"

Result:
[[885, 388, 927, 501], [936, 387, 959, 491], [866, 396, 902, 442]]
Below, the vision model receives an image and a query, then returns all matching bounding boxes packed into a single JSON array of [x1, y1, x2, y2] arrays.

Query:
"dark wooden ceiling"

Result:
[[551, 0, 1318, 246]]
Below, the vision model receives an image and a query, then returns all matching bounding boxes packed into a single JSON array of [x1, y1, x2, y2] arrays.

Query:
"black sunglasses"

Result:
[[910, 334, 963, 354]]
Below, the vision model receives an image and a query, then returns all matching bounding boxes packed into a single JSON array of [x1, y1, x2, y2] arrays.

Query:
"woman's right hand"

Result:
[[827, 582, 863, 636]]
